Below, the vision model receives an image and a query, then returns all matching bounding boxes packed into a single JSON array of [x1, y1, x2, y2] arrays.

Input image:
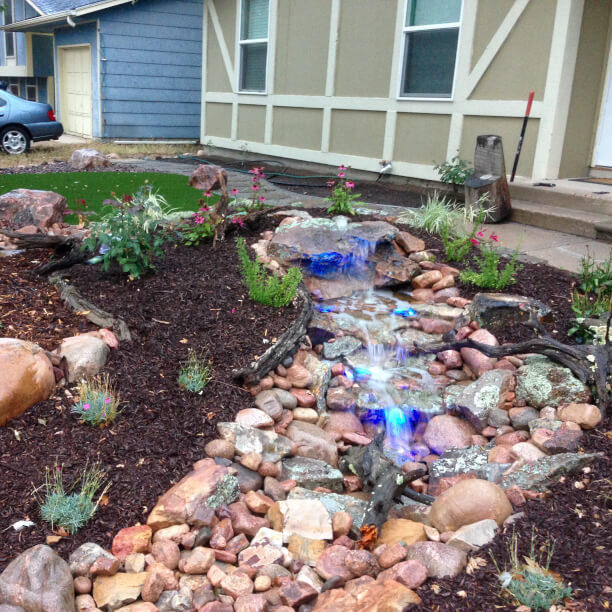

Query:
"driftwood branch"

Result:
[[233, 284, 313, 385], [212, 171, 230, 248], [49, 273, 131, 342]]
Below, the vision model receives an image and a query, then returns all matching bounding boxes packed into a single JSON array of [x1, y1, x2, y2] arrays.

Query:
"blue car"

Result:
[[0, 89, 63, 155]]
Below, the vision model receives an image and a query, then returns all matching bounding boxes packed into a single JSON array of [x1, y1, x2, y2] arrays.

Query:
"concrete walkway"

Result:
[[123, 158, 611, 274]]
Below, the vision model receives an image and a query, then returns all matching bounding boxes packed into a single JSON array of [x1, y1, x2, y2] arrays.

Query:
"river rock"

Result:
[[217, 422, 293, 463], [454, 370, 514, 430], [0, 189, 66, 229], [423, 415, 476, 454], [515, 356, 591, 408], [429, 479, 512, 532], [324, 411, 364, 435], [147, 459, 233, 530], [396, 231, 425, 254], [0, 338, 55, 426], [446, 519, 498, 552], [58, 335, 110, 382], [558, 403, 601, 429], [254, 391, 284, 421], [286, 421, 338, 467], [236, 408, 275, 429], [377, 519, 427, 547], [404, 542, 467, 578], [281, 457, 343, 492], [326, 387, 356, 412], [0, 545, 76, 612], [268, 499, 332, 542], [322, 336, 362, 360], [112, 526, 152, 561], [315, 546, 353, 582], [460, 329, 499, 377]]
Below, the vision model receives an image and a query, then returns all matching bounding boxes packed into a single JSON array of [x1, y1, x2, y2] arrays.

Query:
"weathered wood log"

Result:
[[0, 228, 74, 249], [211, 171, 230, 248], [233, 284, 313, 385], [416, 312, 612, 417], [49, 272, 132, 342]]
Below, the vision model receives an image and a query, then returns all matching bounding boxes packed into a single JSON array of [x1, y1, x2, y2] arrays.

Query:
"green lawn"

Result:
[[0, 172, 209, 224]]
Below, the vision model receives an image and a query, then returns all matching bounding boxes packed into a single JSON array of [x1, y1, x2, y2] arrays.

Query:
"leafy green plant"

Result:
[[325, 165, 362, 215], [577, 248, 612, 296], [83, 188, 174, 279], [178, 351, 213, 393], [38, 463, 109, 534], [493, 530, 572, 611], [236, 237, 302, 307], [71, 374, 120, 427], [130, 183, 188, 231], [434, 155, 473, 188], [181, 207, 218, 246], [439, 206, 488, 261]]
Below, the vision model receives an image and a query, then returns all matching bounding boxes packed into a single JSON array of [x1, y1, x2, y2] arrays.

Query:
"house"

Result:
[[3, 0, 203, 140], [0, 0, 55, 105], [200, 0, 612, 181]]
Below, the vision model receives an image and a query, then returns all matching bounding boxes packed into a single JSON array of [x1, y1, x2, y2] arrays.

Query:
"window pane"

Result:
[[5, 33, 14, 57], [26, 85, 37, 101], [240, 43, 267, 91], [406, 0, 461, 26], [241, 0, 269, 40], [401, 28, 459, 97]]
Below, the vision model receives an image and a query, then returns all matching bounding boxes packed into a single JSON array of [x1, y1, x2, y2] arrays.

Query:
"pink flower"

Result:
[[105, 398, 111, 404], [476, 231, 485, 237], [56, 466, 62, 470], [327, 180, 335, 187], [490, 234, 499, 242], [194, 215, 205, 224], [337, 172, 346, 178], [470, 238, 479, 245], [258, 196, 266, 202], [199, 205, 210, 212], [251, 185, 259, 191], [83, 403, 90, 411], [231, 188, 239, 195], [346, 181, 355, 189], [204, 191, 213, 198], [231, 217, 244, 227], [232, 308, 236, 313], [339, 165, 347, 171]]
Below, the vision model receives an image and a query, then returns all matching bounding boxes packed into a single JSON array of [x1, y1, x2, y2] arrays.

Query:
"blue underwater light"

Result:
[[314, 304, 338, 313], [392, 306, 418, 318]]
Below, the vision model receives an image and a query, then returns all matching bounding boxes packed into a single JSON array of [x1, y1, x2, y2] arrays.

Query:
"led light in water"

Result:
[[314, 304, 338, 313], [393, 307, 417, 318]]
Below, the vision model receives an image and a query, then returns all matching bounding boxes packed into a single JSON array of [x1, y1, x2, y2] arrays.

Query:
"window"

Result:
[[400, 0, 461, 98], [4, 0, 15, 58], [239, 0, 269, 92], [8, 78, 18, 96], [26, 80, 37, 101]]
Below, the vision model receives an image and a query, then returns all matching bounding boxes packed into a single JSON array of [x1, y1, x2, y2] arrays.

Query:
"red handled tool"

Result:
[[510, 90, 534, 182]]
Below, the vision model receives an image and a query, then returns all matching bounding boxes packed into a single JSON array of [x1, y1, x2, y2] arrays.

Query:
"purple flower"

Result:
[[83, 403, 90, 411], [105, 398, 111, 404]]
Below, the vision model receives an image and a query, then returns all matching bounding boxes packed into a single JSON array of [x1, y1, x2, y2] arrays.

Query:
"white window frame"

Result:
[[237, 0, 270, 95], [25, 79, 38, 101], [4, 0, 16, 60], [398, 0, 463, 101]]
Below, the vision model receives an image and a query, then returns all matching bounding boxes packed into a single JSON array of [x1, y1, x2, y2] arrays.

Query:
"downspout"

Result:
[[66, 14, 76, 27]]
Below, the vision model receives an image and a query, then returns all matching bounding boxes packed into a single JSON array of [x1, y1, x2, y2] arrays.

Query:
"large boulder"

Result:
[[469, 293, 551, 332], [0, 545, 76, 612], [286, 421, 339, 467], [57, 335, 110, 382], [0, 338, 55, 426], [429, 479, 512, 532], [0, 189, 66, 229], [188, 164, 228, 191], [68, 148, 110, 170]]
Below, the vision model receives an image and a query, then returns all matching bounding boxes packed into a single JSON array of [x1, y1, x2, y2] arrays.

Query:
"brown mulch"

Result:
[[0, 216, 294, 570]]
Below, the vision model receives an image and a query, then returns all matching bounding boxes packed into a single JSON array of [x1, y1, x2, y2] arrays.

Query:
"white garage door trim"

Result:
[[58, 44, 93, 139]]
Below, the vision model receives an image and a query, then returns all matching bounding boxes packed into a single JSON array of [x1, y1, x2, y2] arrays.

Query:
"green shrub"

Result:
[[71, 374, 120, 427], [460, 248, 521, 290], [236, 237, 302, 307], [178, 351, 213, 393], [434, 155, 473, 187], [325, 165, 362, 216], [38, 463, 109, 534], [83, 185, 179, 279]]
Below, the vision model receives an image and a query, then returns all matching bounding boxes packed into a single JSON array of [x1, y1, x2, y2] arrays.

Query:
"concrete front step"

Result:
[[511, 200, 612, 241], [509, 183, 612, 216], [589, 165, 612, 180]]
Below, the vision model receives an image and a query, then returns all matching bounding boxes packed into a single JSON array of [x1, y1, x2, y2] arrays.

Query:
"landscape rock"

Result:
[[558, 403, 602, 429], [288, 487, 368, 530], [0, 338, 55, 426], [238, 544, 284, 569], [322, 336, 362, 360], [69, 149, 110, 170], [326, 387, 356, 412], [280, 457, 343, 492], [217, 423, 293, 463], [288, 535, 327, 566], [315, 546, 353, 582], [280, 580, 318, 607], [112, 526, 152, 562], [469, 293, 551, 332], [58, 335, 110, 382], [377, 519, 427, 547], [268, 499, 332, 542], [92, 573, 147, 612], [378, 560, 428, 590], [0, 189, 66, 229], [446, 519, 498, 552], [204, 439, 235, 460], [404, 542, 467, 578], [254, 391, 284, 421], [460, 328, 499, 377], [188, 164, 227, 191], [344, 550, 380, 578], [69, 543, 117, 577], [0, 545, 76, 612], [396, 232, 425, 254], [423, 415, 476, 454], [236, 409, 274, 429], [286, 421, 338, 467]]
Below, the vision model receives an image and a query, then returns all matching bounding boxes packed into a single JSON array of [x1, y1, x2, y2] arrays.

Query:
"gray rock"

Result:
[[288, 487, 367, 531], [204, 474, 240, 509], [469, 293, 551, 333], [58, 335, 110, 382], [271, 388, 298, 410], [488, 407, 510, 428], [501, 452, 602, 491], [217, 422, 293, 463], [322, 336, 362, 360], [528, 418, 563, 435], [230, 463, 263, 494], [155, 587, 193, 612], [0, 606, 26, 612], [254, 390, 284, 421], [0, 545, 76, 612], [430, 446, 489, 479], [509, 407, 539, 430], [69, 542, 117, 577], [515, 356, 591, 408], [281, 457, 344, 493], [405, 541, 467, 578], [454, 370, 514, 430]]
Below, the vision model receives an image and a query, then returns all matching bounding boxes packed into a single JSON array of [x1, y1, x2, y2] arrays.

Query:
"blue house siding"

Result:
[[98, 0, 202, 139], [54, 21, 100, 137]]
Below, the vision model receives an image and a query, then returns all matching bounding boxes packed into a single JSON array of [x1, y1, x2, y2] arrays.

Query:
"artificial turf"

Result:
[[0, 172, 209, 224]]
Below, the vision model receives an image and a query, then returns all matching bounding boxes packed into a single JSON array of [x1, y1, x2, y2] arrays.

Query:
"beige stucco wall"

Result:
[[272, 107, 323, 151], [471, 0, 514, 71], [470, 0, 555, 102], [330, 110, 386, 158], [394, 113, 451, 165], [559, 1, 612, 177], [334, 0, 395, 98], [206, 19, 232, 93], [237, 105, 266, 143], [460, 116, 539, 178], [205, 102, 232, 138], [274, 0, 330, 96]]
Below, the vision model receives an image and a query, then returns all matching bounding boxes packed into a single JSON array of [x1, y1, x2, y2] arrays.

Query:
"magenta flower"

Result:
[[476, 231, 485, 237], [251, 185, 259, 191], [56, 466, 62, 470], [105, 398, 111, 404], [339, 165, 347, 171], [199, 205, 210, 212], [231, 188, 239, 195], [194, 215, 205, 224], [258, 196, 266, 202], [490, 234, 499, 242], [83, 403, 90, 411], [346, 181, 355, 189], [337, 172, 346, 178], [204, 191, 213, 198], [232, 308, 236, 313], [471, 238, 479, 245], [327, 180, 335, 187]]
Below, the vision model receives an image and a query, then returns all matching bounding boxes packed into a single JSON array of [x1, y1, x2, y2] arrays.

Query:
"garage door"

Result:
[[59, 46, 92, 138]]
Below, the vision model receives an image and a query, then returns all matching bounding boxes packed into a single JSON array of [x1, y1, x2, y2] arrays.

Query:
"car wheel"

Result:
[[1, 127, 30, 155]]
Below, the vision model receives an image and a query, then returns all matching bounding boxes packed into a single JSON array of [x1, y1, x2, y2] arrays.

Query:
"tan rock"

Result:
[[412, 270, 443, 289], [396, 232, 425, 254], [429, 479, 513, 532], [151, 524, 190, 544], [0, 338, 55, 426], [558, 403, 602, 429], [377, 519, 427, 547], [178, 547, 215, 574], [431, 275, 454, 292], [111, 526, 152, 562], [268, 499, 332, 542], [510, 441, 547, 463], [287, 421, 338, 467], [92, 573, 147, 611], [288, 534, 327, 566], [292, 407, 319, 423], [332, 511, 353, 538], [245, 491, 274, 514], [204, 439, 235, 460], [220, 572, 254, 599]]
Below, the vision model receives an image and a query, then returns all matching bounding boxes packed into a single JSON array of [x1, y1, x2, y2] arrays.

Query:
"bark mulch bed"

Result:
[[0, 217, 295, 570]]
